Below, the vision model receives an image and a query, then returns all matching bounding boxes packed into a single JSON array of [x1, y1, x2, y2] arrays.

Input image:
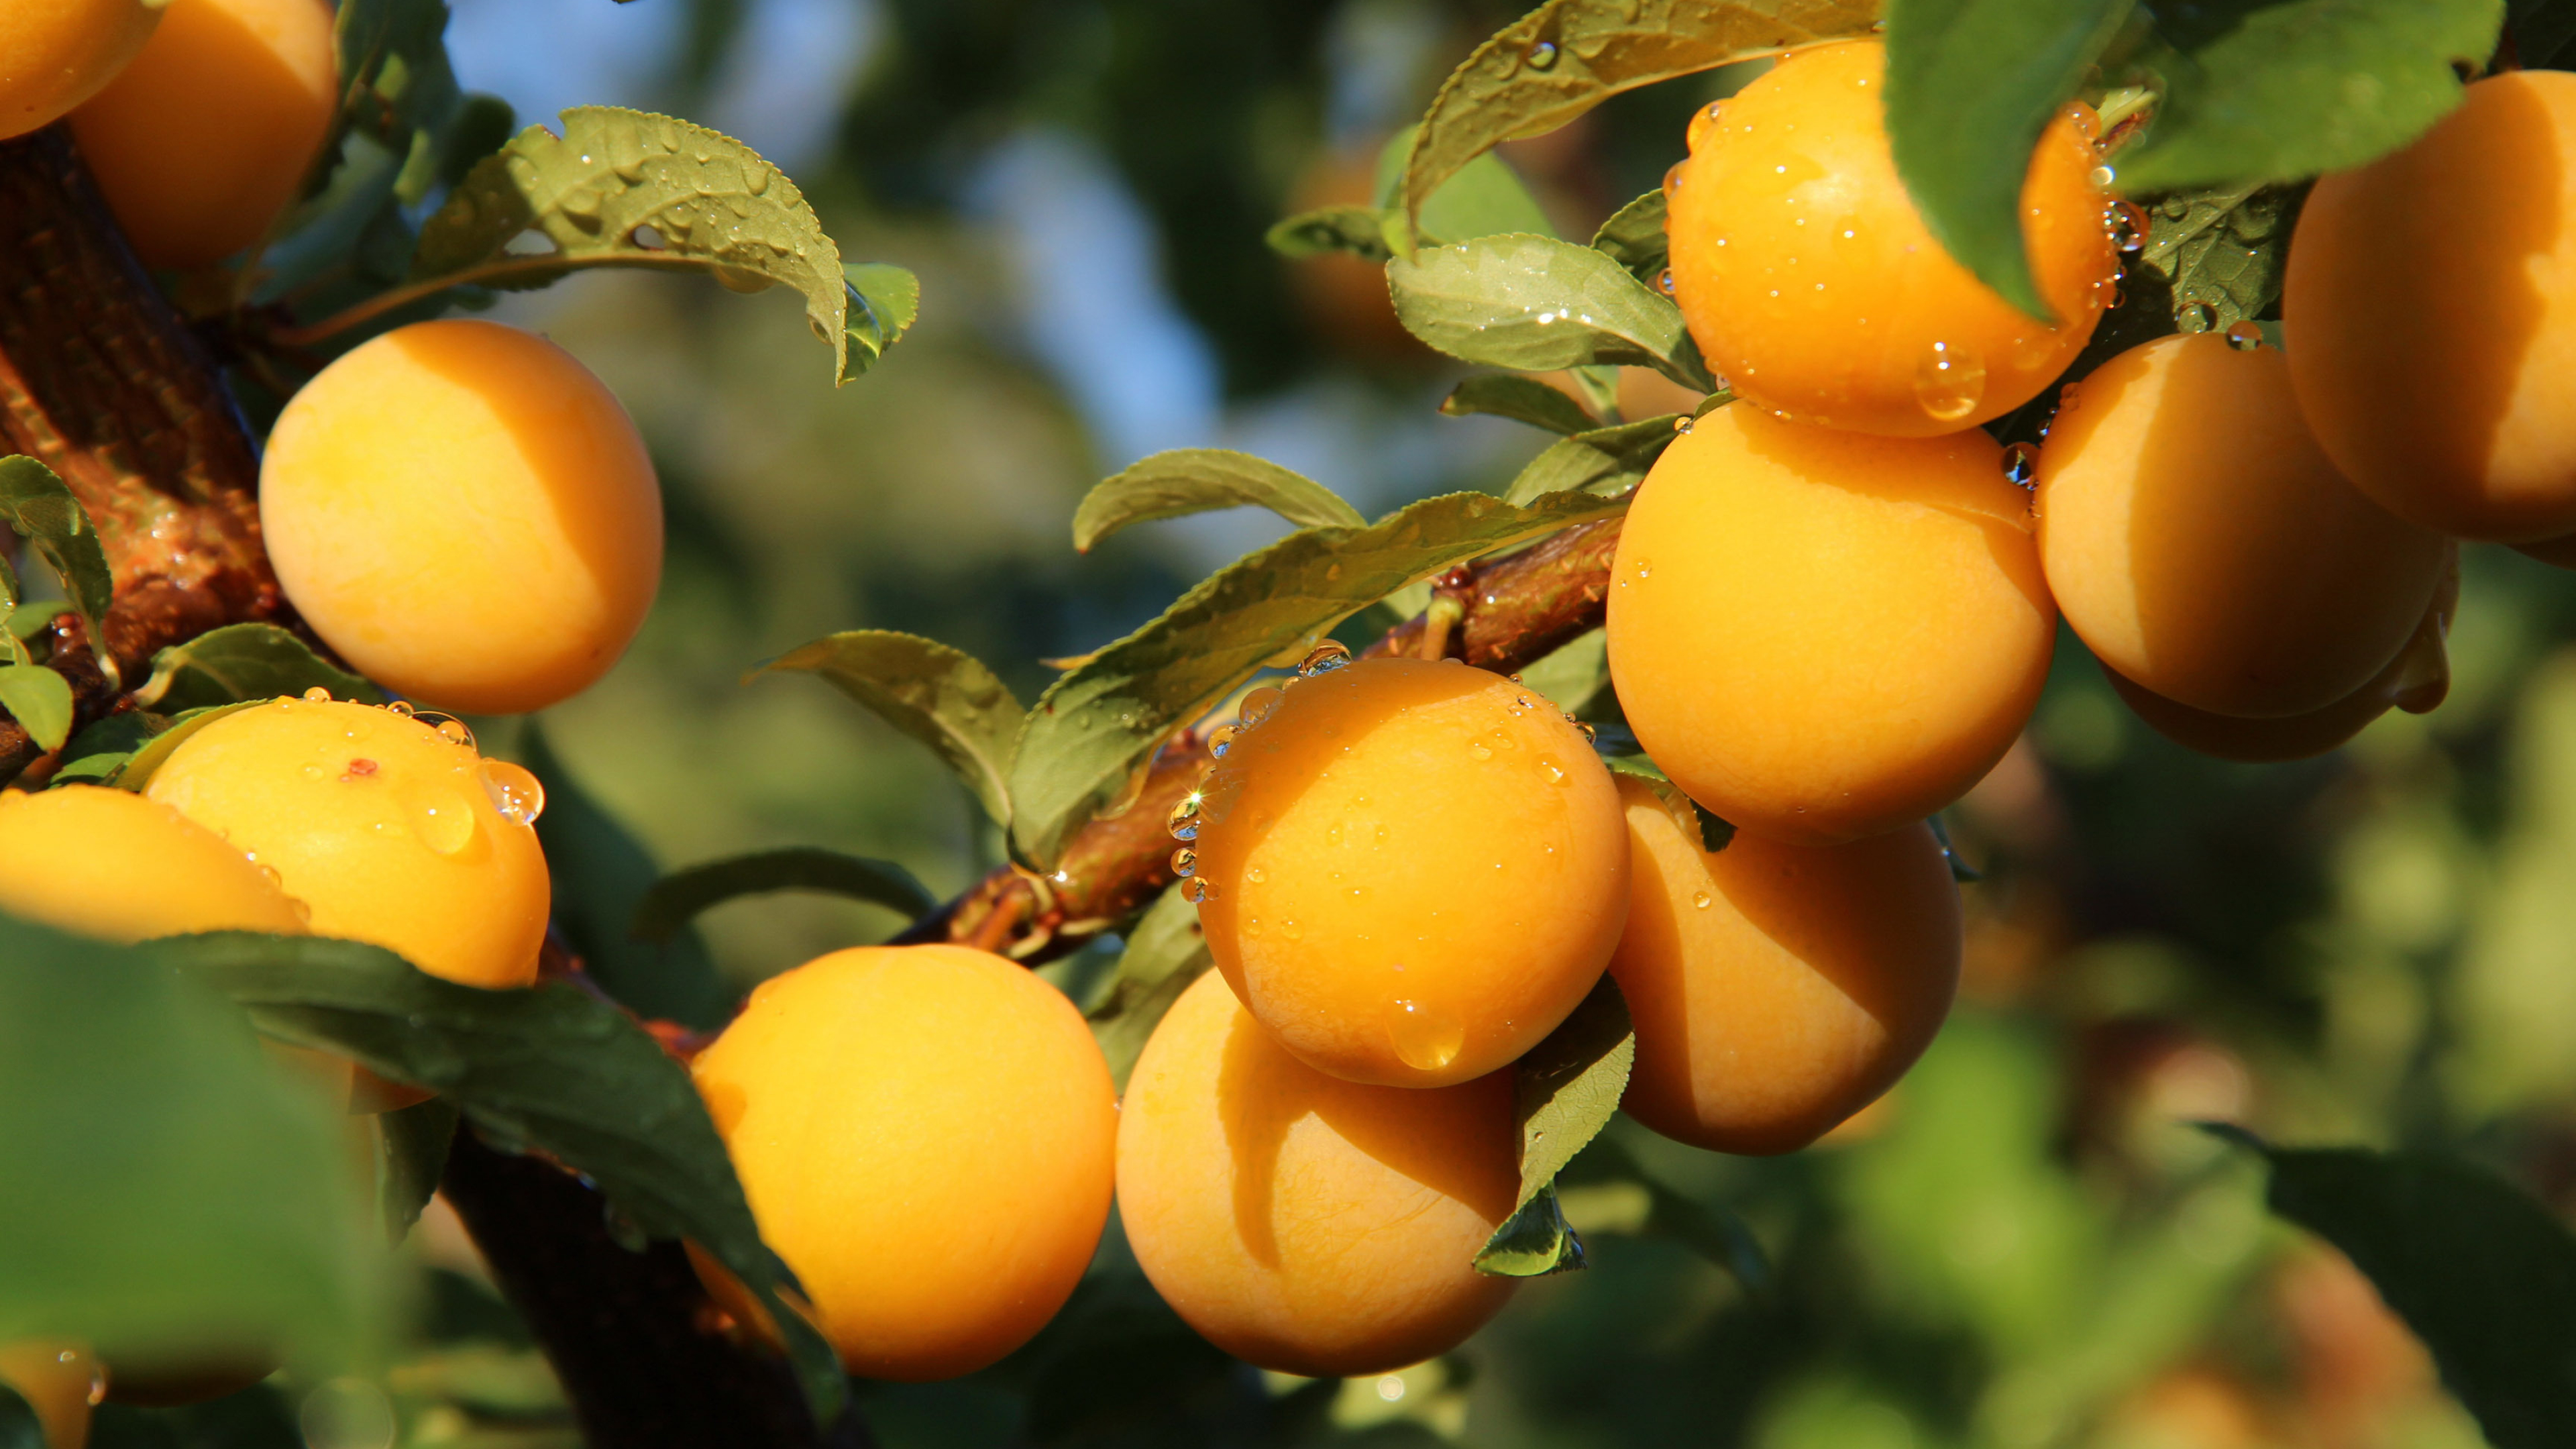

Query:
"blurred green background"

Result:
[[76, 1, 2576, 1445]]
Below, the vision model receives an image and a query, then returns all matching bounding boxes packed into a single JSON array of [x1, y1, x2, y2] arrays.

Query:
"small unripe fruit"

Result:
[[1607, 405, 2055, 845], [0, 0, 160, 140], [2037, 333, 2449, 718], [690, 945, 1117, 1381], [1607, 776, 1960, 1155], [2285, 70, 2576, 541], [0, 1343, 96, 1449], [1666, 39, 2115, 436], [68, 0, 336, 270], [146, 698, 550, 988], [0, 784, 304, 941], [1116, 970, 1517, 1376], [260, 320, 664, 716], [1191, 655, 1628, 1087]]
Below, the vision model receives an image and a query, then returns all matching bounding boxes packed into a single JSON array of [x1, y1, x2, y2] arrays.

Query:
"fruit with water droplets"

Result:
[[2036, 332, 2449, 718], [1664, 38, 2114, 436], [689, 945, 1116, 1381], [1190, 655, 1629, 1088], [1115, 969, 1517, 1376], [145, 698, 549, 987], [0, 785, 304, 942], [260, 320, 664, 716], [0, 0, 160, 140], [68, 0, 335, 269], [1607, 775, 1960, 1155], [1607, 403, 2055, 844]]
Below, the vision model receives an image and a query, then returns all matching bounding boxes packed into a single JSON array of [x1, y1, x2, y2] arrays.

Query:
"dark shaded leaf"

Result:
[[0, 665, 72, 754], [1083, 884, 1214, 1092], [1389, 234, 1715, 389], [751, 631, 1023, 826], [1265, 205, 1399, 262], [0, 458, 113, 670], [376, 1096, 459, 1246], [2140, 181, 2305, 330], [632, 848, 934, 942], [1927, 813, 1984, 881], [133, 625, 383, 714], [1503, 413, 1690, 504], [1072, 450, 1366, 553], [51, 712, 162, 788], [0, 1386, 36, 1449], [1441, 375, 1601, 434], [1022, 1276, 1234, 1444], [1562, 1135, 1774, 1293], [1591, 187, 1671, 288]]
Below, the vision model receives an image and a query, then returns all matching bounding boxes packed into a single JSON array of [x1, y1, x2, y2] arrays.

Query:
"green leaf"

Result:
[[1401, 0, 1884, 221], [1007, 489, 1629, 867], [842, 262, 921, 380], [1604, 753, 1736, 851], [1475, 1181, 1587, 1277], [411, 107, 857, 382], [375, 1096, 459, 1246], [1440, 375, 1601, 434], [632, 848, 935, 943], [105, 702, 262, 794], [133, 624, 384, 714], [2220, 1132, 2576, 1449], [1517, 629, 1610, 716], [1071, 449, 1367, 553], [1265, 205, 1397, 262], [51, 711, 163, 787], [1560, 1134, 1774, 1292], [1475, 972, 1635, 1277], [752, 631, 1024, 828], [0, 1386, 37, 1449], [2109, 0, 2507, 194], [1591, 187, 1672, 289], [0, 665, 72, 753], [0, 458, 114, 670], [2141, 181, 2304, 330], [1883, 0, 2135, 319], [1390, 234, 1715, 390], [0, 916, 372, 1363], [146, 930, 846, 1425], [1503, 413, 1689, 504], [519, 722, 726, 1030], [1373, 124, 1558, 245], [1083, 883, 1214, 1093]]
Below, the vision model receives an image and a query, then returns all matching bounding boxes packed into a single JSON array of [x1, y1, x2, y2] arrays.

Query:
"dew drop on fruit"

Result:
[[1281, 918, 1302, 941], [1663, 161, 1685, 197], [2223, 319, 2264, 351], [409, 788, 479, 855], [1914, 341, 1987, 423], [1634, 557, 1652, 580], [1181, 877, 1215, 903], [1693, 890, 1714, 910], [1387, 998, 1465, 1072], [1206, 723, 1240, 759], [435, 717, 475, 748], [481, 761, 547, 826], [2088, 163, 2116, 189], [1672, 415, 1693, 434], [302, 686, 332, 702], [1469, 741, 1494, 761], [386, 701, 416, 718], [1687, 101, 1725, 150], [1246, 864, 1268, 884], [1167, 792, 1203, 841], [1238, 686, 1285, 727], [1297, 640, 1352, 677], [1536, 755, 1570, 786], [2000, 441, 2039, 488], [1171, 847, 1197, 877]]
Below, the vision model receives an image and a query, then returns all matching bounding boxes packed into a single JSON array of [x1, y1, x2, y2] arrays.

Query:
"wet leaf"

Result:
[[1073, 450, 1366, 553], [2217, 1130, 2576, 1449], [1504, 413, 1689, 504], [148, 930, 845, 1424], [1390, 234, 1715, 389], [1441, 375, 1601, 434], [632, 848, 934, 942], [1591, 187, 1672, 288], [0, 458, 113, 668], [1476, 1181, 1587, 1277], [2139, 181, 2304, 329], [1402, 0, 1884, 223], [843, 262, 920, 380], [1083, 883, 1214, 1092], [413, 107, 863, 382], [1884, 0, 2136, 319], [133, 624, 384, 714], [1008, 490, 1628, 868], [1265, 205, 1400, 262], [753, 631, 1023, 828], [376, 1097, 458, 1246], [0, 665, 72, 754], [2110, 0, 2506, 193]]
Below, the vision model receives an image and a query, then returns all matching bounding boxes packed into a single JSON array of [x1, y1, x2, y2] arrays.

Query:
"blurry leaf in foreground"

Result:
[[753, 631, 1024, 828], [1440, 375, 1600, 435], [2215, 1128, 2576, 1449], [376, 1096, 459, 1246], [0, 457, 113, 671], [0, 914, 372, 1364], [1265, 205, 1399, 263], [1084, 883, 1214, 1092], [1560, 1134, 1774, 1293], [1389, 234, 1714, 390], [1072, 450, 1366, 553], [0, 1384, 37, 1449], [1477, 973, 1633, 1277], [1373, 123, 1556, 246], [632, 847, 935, 943], [133, 623, 384, 714]]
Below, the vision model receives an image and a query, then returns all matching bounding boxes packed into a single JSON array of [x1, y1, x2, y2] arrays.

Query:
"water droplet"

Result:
[[1634, 557, 1652, 580], [386, 701, 416, 717], [1672, 415, 1693, 434], [1387, 999, 1465, 1072], [2088, 163, 2116, 190], [1171, 847, 1197, 877], [1537, 755, 1570, 786], [1656, 268, 1676, 295], [1570, 718, 1598, 741], [1297, 640, 1352, 677], [1914, 341, 1987, 423], [2001, 441, 2039, 488], [482, 761, 546, 826], [1281, 918, 1301, 941], [435, 717, 474, 748], [1686, 101, 1725, 151], [1168, 792, 1203, 840], [1693, 890, 1714, 910], [1207, 723, 1240, 759], [301, 763, 323, 781], [409, 788, 478, 856], [302, 686, 331, 702], [1182, 877, 1216, 903], [1246, 864, 1269, 884], [2223, 319, 2264, 351], [1663, 161, 1686, 197], [2106, 199, 2150, 254], [2063, 101, 2102, 142], [1525, 39, 1558, 70], [1470, 741, 1494, 761], [2179, 301, 2218, 333], [1238, 686, 1285, 727]]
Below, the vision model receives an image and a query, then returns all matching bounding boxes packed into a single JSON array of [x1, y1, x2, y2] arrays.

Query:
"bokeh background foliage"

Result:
[[19, 0, 2576, 1445]]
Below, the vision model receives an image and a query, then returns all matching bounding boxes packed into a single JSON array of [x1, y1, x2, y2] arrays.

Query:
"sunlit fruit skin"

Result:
[[68, 0, 335, 270], [1191, 655, 1628, 1089], [1605, 405, 2055, 845], [2284, 70, 2576, 541], [689, 945, 1117, 1382], [1116, 970, 1517, 1377], [1607, 776, 1959, 1156], [1666, 39, 2115, 437], [2107, 546, 2458, 763], [260, 320, 664, 716], [0, 785, 305, 942], [0, 0, 160, 140], [145, 698, 550, 988], [0, 1343, 95, 1449], [2036, 333, 2449, 718]]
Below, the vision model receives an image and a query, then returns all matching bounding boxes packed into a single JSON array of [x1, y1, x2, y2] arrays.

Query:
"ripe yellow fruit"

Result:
[[68, 0, 335, 270], [0, 1343, 95, 1449], [690, 945, 1116, 1381], [1190, 656, 1629, 1088], [2107, 547, 2459, 763], [0, 0, 160, 140], [1666, 39, 2115, 436], [2037, 333, 2449, 718], [0, 784, 304, 941], [260, 320, 664, 716], [1116, 970, 1517, 1376], [2285, 70, 2576, 541], [145, 698, 550, 988], [1605, 405, 2055, 845], [1607, 777, 1960, 1155]]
